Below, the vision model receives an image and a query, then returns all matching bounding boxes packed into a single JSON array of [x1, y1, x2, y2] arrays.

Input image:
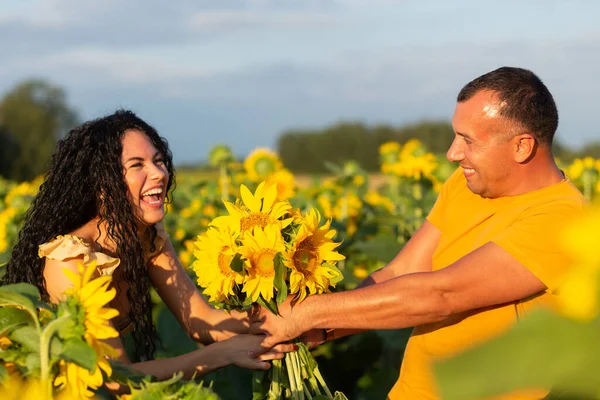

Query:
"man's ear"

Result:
[[513, 133, 536, 163]]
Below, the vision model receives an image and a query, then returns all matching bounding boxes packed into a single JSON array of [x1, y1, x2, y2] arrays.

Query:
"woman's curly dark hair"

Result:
[[2, 109, 176, 361]]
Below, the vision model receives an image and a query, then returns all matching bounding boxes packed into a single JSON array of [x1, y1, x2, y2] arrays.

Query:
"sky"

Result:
[[1, 0, 600, 164]]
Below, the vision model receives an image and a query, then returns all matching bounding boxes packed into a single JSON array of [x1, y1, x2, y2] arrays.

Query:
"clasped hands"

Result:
[[247, 297, 326, 359]]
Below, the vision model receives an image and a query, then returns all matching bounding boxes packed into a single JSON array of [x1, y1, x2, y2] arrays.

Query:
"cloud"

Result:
[[186, 10, 336, 31], [0, 0, 339, 60]]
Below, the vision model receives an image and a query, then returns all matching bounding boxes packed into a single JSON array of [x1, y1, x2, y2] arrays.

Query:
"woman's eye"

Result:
[[130, 163, 143, 168]]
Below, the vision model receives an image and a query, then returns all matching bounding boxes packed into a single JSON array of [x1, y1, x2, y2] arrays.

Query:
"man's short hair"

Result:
[[457, 67, 558, 146]]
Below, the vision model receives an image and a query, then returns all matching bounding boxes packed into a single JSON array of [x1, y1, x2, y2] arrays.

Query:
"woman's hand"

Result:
[[222, 334, 296, 370]]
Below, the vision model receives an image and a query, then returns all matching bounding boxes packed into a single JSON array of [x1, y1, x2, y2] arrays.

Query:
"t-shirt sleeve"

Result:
[[492, 201, 584, 292], [427, 168, 461, 230]]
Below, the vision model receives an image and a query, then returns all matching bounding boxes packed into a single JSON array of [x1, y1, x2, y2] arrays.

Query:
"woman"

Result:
[[2, 109, 292, 390]]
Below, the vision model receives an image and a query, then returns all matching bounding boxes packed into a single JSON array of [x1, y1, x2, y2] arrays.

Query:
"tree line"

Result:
[[0, 79, 598, 180], [276, 122, 600, 173], [0, 80, 79, 181]]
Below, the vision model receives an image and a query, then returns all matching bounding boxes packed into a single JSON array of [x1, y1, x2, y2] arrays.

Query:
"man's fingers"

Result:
[[261, 336, 277, 350], [271, 343, 296, 353], [259, 351, 285, 361]]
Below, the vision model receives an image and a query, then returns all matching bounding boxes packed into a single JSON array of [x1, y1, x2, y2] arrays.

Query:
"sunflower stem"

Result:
[[269, 359, 282, 400], [285, 352, 300, 400], [313, 365, 333, 398], [219, 164, 229, 201], [40, 313, 71, 383], [291, 350, 305, 400], [299, 346, 321, 396]]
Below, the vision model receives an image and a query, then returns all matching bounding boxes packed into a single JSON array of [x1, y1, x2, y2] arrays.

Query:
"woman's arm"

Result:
[[102, 332, 281, 393], [148, 239, 249, 344], [44, 256, 293, 394]]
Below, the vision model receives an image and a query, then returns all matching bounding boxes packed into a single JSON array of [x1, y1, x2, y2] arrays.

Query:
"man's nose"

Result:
[[446, 139, 464, 162]]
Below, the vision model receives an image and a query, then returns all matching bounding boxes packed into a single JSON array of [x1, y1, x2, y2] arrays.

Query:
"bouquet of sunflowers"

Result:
[[192, 182, 347, 399]]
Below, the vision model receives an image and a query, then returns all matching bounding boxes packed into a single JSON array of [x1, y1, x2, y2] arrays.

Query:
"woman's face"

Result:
[[121, 129, 169, 226]]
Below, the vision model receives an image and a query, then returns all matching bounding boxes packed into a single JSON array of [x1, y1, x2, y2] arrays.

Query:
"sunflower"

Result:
[[266, 168, 296, 201], [239, 225, 286, 303], [211, 182, 292, 235], [0, 375, 75, 400], [244, 148, 283, 182], [192, 226, 245, 304], [556, 207, 600, 321], [54, 261, 119, 398], [284, 209, 345, 302]]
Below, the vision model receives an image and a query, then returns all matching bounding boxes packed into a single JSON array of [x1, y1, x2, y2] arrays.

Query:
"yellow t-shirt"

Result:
[[388, 168, 586, 400]]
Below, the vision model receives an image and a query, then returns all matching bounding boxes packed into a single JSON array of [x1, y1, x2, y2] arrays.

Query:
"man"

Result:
[[250, 67, 587, 399]]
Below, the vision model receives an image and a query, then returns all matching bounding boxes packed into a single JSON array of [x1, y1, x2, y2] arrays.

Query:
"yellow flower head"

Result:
[[0, 375, 76, 400], [239, 225, 286, 303], [211, 182, 292, 235], [399, 139, 425, 159], [379, 141, 401, 156], [556, 207, 600, 321], [0, 336, 12, 350], [55, 262, 119, 398], [284, 209, 345, 302], [192, 226, 245, 304], [567, 159, 584, 181], [244, 148, 283, 182], [266, 168, 296, 201]]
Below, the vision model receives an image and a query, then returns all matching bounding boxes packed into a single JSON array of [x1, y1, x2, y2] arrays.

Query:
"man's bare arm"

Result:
[[254, 241, 546, 347], [316, 220, 441, 341]]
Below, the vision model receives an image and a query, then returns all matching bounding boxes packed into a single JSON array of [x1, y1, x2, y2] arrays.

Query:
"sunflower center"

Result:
[[255, 158, 277, 177], [293, 239, 319, 274], [217, 246, 235, 276], [253, 250, 276, 278], [240, 212, 270, 232]]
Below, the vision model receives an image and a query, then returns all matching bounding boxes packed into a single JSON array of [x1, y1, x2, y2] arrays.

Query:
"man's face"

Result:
[[447, 90, 517, 198]]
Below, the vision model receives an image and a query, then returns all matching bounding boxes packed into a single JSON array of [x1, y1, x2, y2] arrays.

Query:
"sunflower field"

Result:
[[1, 140, 600, 399]]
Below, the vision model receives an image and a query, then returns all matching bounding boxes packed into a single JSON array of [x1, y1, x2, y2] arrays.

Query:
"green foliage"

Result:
[[0, 79, 79, 180], [277, 121, 454, 173], [123, 372, 221, 400], [435, 310, 600, 400]]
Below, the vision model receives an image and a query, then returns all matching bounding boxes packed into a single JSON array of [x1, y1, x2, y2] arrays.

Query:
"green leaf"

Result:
[[0, 364, 7, 381], [241, 295, 254, 308], [25, 352, 40, 373], [325, 264, 344, 286], [9, 325, 40, 352], [251, 369, 269, 400], [257, 296, 278, 316], [0, 307, 34, 335], [435, 310, 600, 400], [323, 161, 343, 175], [59, 338, 97, 372], [353, 234, 404, 263], [107, 359, 150, 386], [49, 335, 63, 359], [0, 285, 36, 318], [274, 253, 288, 307], [229, 253, 244, 273]]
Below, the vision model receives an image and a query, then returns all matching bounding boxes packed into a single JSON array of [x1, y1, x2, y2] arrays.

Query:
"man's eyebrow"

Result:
[[455, 131, 474, 141]]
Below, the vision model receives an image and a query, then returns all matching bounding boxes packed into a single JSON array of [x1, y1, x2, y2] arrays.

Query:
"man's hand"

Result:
[[248, 297, 307, 349]]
